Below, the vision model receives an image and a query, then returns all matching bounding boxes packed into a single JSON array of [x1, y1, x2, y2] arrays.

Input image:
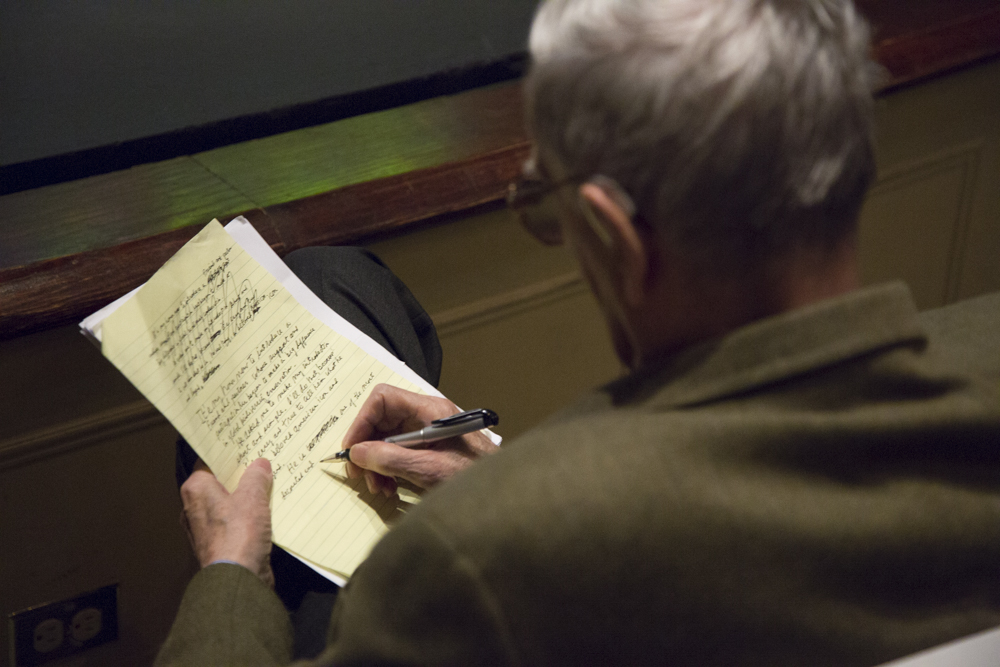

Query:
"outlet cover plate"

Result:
[[7, 584, 118, 667]]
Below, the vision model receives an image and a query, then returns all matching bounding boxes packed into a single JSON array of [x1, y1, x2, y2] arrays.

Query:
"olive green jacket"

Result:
[[156, 283, 1000, 666]]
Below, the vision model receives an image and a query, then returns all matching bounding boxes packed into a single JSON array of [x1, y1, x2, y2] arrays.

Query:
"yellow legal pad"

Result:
[[92, 219, 436, 582]]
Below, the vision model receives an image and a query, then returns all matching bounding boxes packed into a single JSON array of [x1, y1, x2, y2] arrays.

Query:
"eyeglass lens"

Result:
[[506, 166, 565, 246]]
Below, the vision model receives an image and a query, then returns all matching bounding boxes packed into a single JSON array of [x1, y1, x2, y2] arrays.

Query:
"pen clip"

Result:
[[431, 408, 499, 428]]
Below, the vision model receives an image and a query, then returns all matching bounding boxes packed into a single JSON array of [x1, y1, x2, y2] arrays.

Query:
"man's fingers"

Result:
[[177, 457, 275, 585], [339, 387, 490, 491], [240, 458, 273, 493], [342, 384, 458, 447], [362, 469, 397, 498], [349, 442, 449, 490], [341, 409, 379, 450], [349, 442, 417, 480], [340, 384, 403, 447], [180, 468, 225, 508]]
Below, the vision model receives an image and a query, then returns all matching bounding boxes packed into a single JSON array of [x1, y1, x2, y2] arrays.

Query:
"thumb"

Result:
[[236, 458, 273, 502]]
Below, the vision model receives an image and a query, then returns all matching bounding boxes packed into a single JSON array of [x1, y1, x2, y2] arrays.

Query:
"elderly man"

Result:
[[157, 0, 1000, 665]]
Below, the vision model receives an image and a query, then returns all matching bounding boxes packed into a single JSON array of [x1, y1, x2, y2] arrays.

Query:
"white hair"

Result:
[[526, 0, 879, 271]]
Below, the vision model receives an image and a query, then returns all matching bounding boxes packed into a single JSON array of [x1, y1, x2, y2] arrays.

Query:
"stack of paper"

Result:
[[81, 218, 467, 584]]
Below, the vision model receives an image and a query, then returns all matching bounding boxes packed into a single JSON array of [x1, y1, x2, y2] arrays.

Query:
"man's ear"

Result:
[[578, 181, 648, 308]]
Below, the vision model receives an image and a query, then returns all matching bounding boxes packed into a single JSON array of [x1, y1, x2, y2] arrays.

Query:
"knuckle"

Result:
[[180, 479, 198, 501]]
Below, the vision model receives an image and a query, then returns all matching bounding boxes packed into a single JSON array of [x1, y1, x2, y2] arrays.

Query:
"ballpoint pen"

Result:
[[320, 408, 499, 463]]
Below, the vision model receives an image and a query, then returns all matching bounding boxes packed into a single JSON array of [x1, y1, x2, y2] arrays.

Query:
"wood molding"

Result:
[[433, 272, 587, 339], [0, 400, 164, 471], [0, 270, 588, 467], [864, 142, 985, 306]]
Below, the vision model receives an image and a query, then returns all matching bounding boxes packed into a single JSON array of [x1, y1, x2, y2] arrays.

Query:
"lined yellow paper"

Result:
[[101, 221, 423, 578]]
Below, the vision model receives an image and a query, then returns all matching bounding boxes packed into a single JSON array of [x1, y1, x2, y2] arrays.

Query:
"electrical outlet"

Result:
[[70, 608, 102, 643], [31, 620, 62, 654], [7, 584, 118, 667]]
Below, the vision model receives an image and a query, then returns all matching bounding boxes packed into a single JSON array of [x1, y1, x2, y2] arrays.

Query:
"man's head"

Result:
[[517, 0, 879, 367]]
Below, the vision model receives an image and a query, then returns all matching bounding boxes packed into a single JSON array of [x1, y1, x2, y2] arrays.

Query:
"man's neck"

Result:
[[768, 238, 860, 312], [630, 237, 860, 371]]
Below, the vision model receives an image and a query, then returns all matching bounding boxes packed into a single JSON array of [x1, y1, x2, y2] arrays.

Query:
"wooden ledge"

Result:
[[863, 0, 1000, 90], [2, 0, 999, 340], [0, 142, 530, 339]]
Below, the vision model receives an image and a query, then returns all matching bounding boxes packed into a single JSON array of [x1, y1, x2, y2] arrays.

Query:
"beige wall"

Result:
[[860, 59, 1000, 308], [2, 58, 999, 666], [366, 207, 624, 438]]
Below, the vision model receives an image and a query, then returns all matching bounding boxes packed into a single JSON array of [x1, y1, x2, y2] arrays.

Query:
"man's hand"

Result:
[[342, 384, 499, 497], [180, 457, 275, 587]]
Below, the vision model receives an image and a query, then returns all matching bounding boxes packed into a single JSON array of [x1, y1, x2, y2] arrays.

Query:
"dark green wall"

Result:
[[0, 0, 538, 167]]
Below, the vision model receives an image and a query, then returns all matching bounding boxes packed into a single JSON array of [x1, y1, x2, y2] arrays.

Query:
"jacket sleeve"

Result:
[[316, 514, 518, 667], [154, 563, 294, 666]]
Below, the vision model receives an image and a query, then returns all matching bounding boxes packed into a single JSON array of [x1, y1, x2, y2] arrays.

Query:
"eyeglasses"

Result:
[[507, 162, 638, 246], [506, 160, 575, 246]]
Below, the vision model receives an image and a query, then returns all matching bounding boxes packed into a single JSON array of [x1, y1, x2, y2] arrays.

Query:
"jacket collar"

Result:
[[605, 282, 926, 410]]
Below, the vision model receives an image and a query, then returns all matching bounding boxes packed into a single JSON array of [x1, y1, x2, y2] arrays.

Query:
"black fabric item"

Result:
[[173, 245, 442, 657], [292, 592, 341, 660], [283, 246, 442, 387]]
